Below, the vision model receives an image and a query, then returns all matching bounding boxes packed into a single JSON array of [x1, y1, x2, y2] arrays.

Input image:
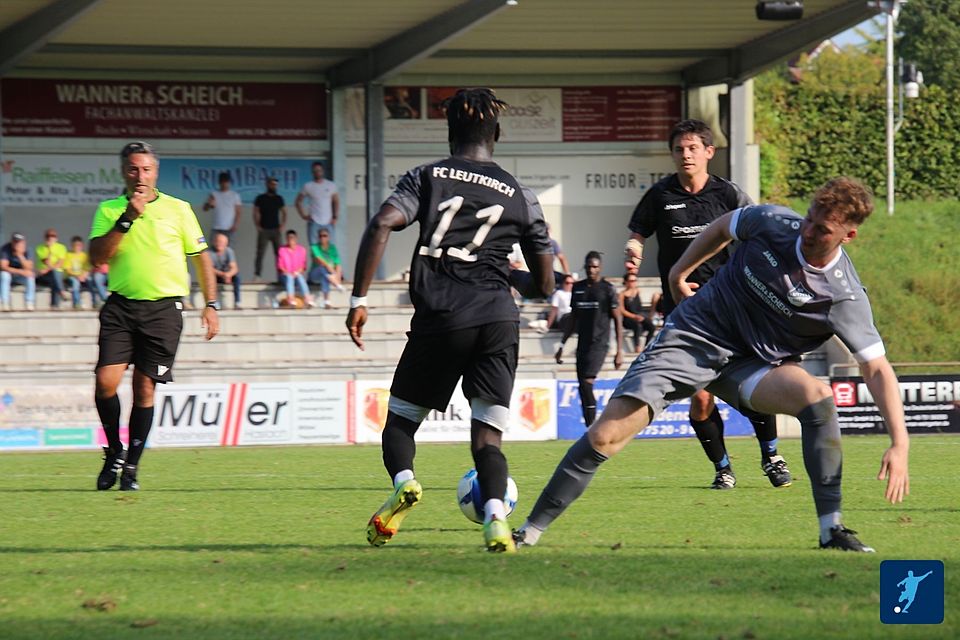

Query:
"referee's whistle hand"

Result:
[[346, 307, 367, 350], [201, 307, 219, 340]]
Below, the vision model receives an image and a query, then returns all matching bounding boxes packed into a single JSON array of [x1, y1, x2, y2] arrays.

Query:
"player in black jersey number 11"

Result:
[[346, 88, 554, 553]]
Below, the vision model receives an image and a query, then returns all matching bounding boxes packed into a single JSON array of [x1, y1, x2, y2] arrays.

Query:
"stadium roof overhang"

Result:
[[0, 0, 878, 87]]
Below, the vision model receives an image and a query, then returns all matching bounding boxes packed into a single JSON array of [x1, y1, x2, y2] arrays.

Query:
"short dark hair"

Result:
[[311, 161, 325, 169], [267, 176, 278, 183], [286, 229, 297, 237], [120, 141, 157, 161], [71, 235, 83, 244], [668, 119, 714, 150], [444, 88, 507, 147], [218, 172, 231, 183], [585, 250, 603, 264]]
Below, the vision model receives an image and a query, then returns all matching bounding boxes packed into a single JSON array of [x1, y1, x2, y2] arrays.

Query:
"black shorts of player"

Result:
[[576, 343, 608, 380], [391, 321, 519, 411], [96, 294, 184, 383]]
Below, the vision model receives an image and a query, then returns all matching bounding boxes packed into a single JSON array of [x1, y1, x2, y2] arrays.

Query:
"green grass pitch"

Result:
[[1, 435, 956, 639]]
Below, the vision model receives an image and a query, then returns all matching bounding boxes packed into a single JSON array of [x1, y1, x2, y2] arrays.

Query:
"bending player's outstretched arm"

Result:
[[667, 211, 735, 304], [860, 355, 910, 503], [346, 205, 407, 349]]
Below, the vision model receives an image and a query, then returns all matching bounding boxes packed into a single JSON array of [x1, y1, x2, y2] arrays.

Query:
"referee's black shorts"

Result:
[[391, 321, 519, 411], [96, 294, 184, 383]]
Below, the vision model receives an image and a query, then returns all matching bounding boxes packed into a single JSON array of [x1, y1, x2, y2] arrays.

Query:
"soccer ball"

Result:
[[456, 468, 518, 525]]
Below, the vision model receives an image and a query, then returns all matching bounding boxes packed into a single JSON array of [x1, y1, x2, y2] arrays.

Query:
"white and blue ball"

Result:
[[456, 468, 518, 524]]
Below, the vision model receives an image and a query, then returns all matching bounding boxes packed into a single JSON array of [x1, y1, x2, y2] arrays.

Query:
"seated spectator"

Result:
[[210, 232, 242, 309], [620, 272, 656, 352], [546, 223, 571, 275], [64, 236, 94, 309], [35, 228, 67, 309], [0, 232, 36, 311], [277, 230, 314, 308], [530, 274, 574, 334], [309, 228, 344, 308], [91, 263, 109, 308]]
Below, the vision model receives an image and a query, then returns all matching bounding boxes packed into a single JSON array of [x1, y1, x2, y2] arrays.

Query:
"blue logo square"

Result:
[[880, 560, 944, 624]]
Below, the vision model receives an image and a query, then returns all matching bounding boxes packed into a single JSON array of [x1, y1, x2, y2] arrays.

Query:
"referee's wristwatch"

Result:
[[205, 301, 221, 311]]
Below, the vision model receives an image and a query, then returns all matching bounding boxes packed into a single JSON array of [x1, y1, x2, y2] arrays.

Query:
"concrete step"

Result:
[[0, 328, 605, 365], [0, 304, 576, 339]]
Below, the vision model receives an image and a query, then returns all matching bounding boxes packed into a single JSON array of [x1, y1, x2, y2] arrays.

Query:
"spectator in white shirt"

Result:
[[296, 162, 340, 244], [203, 172, 242, 241]]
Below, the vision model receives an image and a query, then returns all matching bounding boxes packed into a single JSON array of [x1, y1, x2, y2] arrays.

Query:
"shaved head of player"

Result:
[[346, 88, 555, 552], [517, 177, 909, 553]]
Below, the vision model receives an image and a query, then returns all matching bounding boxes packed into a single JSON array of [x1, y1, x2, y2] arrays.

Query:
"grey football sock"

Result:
[[525, 435, 608, 532], [798, 397, 843, 518]]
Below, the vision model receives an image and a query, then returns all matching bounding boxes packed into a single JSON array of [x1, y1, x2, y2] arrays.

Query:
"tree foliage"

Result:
[[755, 41, 960, 200], [898, 0, 960, 91]]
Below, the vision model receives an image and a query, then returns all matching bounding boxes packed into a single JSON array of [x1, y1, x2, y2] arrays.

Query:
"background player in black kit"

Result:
[[625, 119, 791, 490], [346, 88, 554, 553], [556, 251, 623, 428]]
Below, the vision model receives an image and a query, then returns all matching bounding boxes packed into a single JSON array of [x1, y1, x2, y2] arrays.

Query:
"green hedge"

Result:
[[757, 83, 960, 200]]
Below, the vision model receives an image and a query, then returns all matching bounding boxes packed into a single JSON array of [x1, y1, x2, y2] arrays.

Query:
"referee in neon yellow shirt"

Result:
[[89, 141, 219, 491]]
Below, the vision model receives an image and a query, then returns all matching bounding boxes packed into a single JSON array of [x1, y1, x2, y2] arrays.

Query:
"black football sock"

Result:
[[381, 412, 419, 480], [95, 394, 123, 452], [525, 434, 608, 532], [746, 411, 779, 460], [472, 443, 508, 506], [578, 378, 596, 426], [690, 406, 729, 470], [798, 397, 843, 518], [125, 405, 155, 466]]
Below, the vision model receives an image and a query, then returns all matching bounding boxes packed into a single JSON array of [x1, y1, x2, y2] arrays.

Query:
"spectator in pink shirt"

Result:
[[277, 230, 314, 307]]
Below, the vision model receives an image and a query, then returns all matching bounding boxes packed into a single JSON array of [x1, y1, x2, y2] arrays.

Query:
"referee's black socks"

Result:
[[126, 405, 155, 466], [95, 394, 123, 452]]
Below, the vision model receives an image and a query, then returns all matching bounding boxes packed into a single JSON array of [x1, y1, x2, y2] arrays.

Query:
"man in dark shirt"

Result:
[[625, 119, 791, 490], [556, 251, 623, 428], [0, 232, 36, 311], [346, 88, 554, 553], [252, 176, 286, 281]]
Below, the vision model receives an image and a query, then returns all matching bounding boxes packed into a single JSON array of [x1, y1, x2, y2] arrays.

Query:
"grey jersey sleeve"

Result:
[[729, 204, 794, 240], [519, 185, 554, 256], [383, 166, 425, 227], [827, 293, 886, 363]]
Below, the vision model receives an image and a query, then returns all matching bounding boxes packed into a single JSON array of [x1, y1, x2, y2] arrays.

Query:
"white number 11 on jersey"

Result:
[[418, 195, 504, 263]]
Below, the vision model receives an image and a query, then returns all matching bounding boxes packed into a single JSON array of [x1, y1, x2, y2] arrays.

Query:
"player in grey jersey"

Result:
[[516, 177, 910, 552]]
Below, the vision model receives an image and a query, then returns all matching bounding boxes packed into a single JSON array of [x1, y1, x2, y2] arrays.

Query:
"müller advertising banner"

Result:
[[831, 375, 960, 434], [1, 78, 327, 140]]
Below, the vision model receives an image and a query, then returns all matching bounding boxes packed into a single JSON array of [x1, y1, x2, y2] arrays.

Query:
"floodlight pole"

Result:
[[878, 0, 905, 216]]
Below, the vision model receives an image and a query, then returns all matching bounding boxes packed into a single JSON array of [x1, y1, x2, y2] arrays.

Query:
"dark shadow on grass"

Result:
[[0, 486, 457, 494]]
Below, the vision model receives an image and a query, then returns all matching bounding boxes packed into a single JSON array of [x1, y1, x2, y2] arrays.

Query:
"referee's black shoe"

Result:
[[819, 525, 875, 553], [119, 465, 140, 491], [97, 448, 126, 490]]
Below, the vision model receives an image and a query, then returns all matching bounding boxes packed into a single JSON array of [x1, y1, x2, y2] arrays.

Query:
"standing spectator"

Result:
[[556, 251, 624, 428], [277, 230, 313, 307], [309, 228, 344, 308], [202, 172, 242, 241], [620, 272, 656, 353], [253, 176, 286, 282], [35, 228, 67, 309], [0, 232, 36, 311], [211, 232, 242, 309], [64, 236, 94, 309], [296, 162, 339, 244], [89, 141, 218, 492], [546, 223, 571, 275]]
